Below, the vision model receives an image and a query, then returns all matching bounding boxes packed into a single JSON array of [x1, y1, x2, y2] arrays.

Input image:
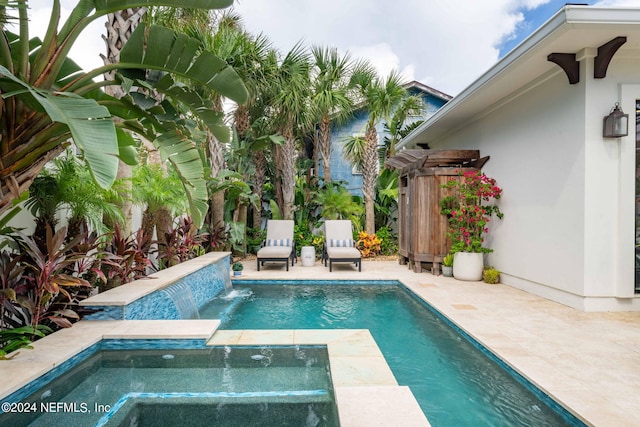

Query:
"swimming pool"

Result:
[[200, 282, 585, 427], [0, 341, 339, 426]]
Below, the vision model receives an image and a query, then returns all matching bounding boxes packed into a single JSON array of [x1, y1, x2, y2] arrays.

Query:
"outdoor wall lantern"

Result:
[[603, 102, 629, 138]]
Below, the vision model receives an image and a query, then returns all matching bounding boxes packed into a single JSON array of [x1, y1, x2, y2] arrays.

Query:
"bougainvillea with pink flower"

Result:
[[440, 171, 503, 253]]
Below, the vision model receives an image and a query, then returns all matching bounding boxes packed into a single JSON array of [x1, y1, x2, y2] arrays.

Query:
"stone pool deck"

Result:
[[240, 258, 640, 427], [2, 253, 639, 426]]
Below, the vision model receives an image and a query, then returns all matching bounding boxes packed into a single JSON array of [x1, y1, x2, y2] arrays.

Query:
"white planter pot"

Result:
[[453, 252, 483, 281]]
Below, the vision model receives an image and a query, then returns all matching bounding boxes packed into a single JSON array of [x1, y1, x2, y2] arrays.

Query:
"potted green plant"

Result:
[[441, 171, 503, 281], [442, 253, 454, 277], [483, 267, 500, 284], [232, 261, 244, 276]]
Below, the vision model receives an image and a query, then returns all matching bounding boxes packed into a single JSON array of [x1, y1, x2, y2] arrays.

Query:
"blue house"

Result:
[[322, 81, 452, 196]]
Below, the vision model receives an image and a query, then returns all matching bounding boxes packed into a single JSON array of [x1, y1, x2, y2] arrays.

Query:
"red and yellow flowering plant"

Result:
[[356, 231, 382, 258], [440, 171, 503, 254]]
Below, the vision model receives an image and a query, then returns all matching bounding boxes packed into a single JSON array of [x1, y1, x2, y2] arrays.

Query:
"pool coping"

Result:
[[7, 253, 636, 426], [209, 329, 430, 426], [79, 252, 230, 306], [0, 322, 429, 427]]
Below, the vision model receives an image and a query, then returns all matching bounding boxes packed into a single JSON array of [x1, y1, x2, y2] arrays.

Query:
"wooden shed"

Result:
[[385, 150, 488, 274]]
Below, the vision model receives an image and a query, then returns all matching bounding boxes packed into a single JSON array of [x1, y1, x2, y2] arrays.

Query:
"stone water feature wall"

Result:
[[81, 253, 230, 320]]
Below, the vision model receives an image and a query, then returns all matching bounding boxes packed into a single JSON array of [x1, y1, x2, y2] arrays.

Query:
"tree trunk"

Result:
[[102, 8, 147, 234], [0, 146, 63, 217], [278, 123, 296, 220], [114, 160, 133, 236], [237, 203, 248, 255], [101, 8, 147, 84], [362, 125, 378, 235], [313, 129, 320, 180], [252, 150, 267, 229], [234, 105, 250, 139], [319, 117, 332, 182], [141, 208, 155, 244], [207, 130, 226, 235], [274, 145, 284, 218], [155, 206, 173, 250]]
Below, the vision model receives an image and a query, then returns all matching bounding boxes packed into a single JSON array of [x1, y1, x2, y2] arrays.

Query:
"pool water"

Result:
[[200, 284, 584, 427], [1, 346, 339, 426]]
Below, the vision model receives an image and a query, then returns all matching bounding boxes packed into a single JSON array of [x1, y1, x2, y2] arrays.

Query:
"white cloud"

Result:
[[22, 0, 105, 73], [348, 43, 415, 82], [232, 0, 545, 95], [18, 0, 640, 97]]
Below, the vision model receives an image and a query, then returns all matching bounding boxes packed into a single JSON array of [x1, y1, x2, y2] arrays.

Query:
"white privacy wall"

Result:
[[430, 58, 640, 311]]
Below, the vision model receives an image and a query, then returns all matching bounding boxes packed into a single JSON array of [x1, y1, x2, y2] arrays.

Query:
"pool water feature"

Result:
[[200, 283, 585, 427], [160, 281, 200, 320], [0, 345, 338, 426], [82, 257, 230, 321]]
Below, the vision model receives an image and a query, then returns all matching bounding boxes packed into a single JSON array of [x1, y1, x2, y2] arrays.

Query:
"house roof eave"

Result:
[[396, 5, 640, 151]]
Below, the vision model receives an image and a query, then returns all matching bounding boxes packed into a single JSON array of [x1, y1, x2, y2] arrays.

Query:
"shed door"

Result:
[[399, 181, 409, 256]]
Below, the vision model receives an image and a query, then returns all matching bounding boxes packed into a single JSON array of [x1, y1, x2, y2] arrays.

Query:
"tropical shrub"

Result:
[[375, 169, 399, 230], [157, 217, 208, 269], [314, 182, 364, 229], [441, 171, 504, 253], [294, 223, 314, 256], [0, 325, 52, 360], [443, 253, 454, 267], [247, 227, 266, 254], [375, 225, 398, 255], [133, 163, 188, 251], [0, 223, 96, 354], [0, 251, 29, 332], [0, 0, 248, 225], [483, 267, 500, 284], [17, 227, 92, 329], [311, 235, 325, 257], [99, 226, 152, 291], [356, 231, 382, 258]]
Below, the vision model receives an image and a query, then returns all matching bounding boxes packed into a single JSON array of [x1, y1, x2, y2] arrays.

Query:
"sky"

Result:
[[24, 0, 640, 96]]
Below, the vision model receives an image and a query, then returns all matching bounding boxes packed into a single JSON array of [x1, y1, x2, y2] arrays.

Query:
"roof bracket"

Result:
[[547, 53, 579, 84], [594, 36, 627, 79]]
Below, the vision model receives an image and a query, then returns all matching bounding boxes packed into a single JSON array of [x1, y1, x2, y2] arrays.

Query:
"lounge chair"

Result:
[[256, 220, 296, 271], [323, 220, 362, 272]]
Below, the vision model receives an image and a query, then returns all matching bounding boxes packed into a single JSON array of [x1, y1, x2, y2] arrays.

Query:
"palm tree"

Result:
[[0, 0, 247, 225], [102, 6, 149, 235], [230, 34, 279, 229], [153, 9, 257, 235], [348, 64, 408, 234], [48, 152, 124, 239], [271, 44, 312, 220], [309, 46, 354, 182], [132, 164, 187, 245], [381, 95, 424, 161]]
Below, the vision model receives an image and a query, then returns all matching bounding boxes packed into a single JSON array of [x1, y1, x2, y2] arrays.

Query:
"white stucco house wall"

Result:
[[397, 5, 640, 312]]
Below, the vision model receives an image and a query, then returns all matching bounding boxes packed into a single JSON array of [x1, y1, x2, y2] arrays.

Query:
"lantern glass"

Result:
[[603, 103, 629, 138]]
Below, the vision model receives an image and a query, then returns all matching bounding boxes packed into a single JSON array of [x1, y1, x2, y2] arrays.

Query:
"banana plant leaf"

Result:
[[0, 65, 119, 189], [120, 23, 248, 105]]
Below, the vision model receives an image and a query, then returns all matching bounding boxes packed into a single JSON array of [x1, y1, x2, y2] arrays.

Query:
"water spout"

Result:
[[161, 282, 200, 319], [224, 271, 233, 294]]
